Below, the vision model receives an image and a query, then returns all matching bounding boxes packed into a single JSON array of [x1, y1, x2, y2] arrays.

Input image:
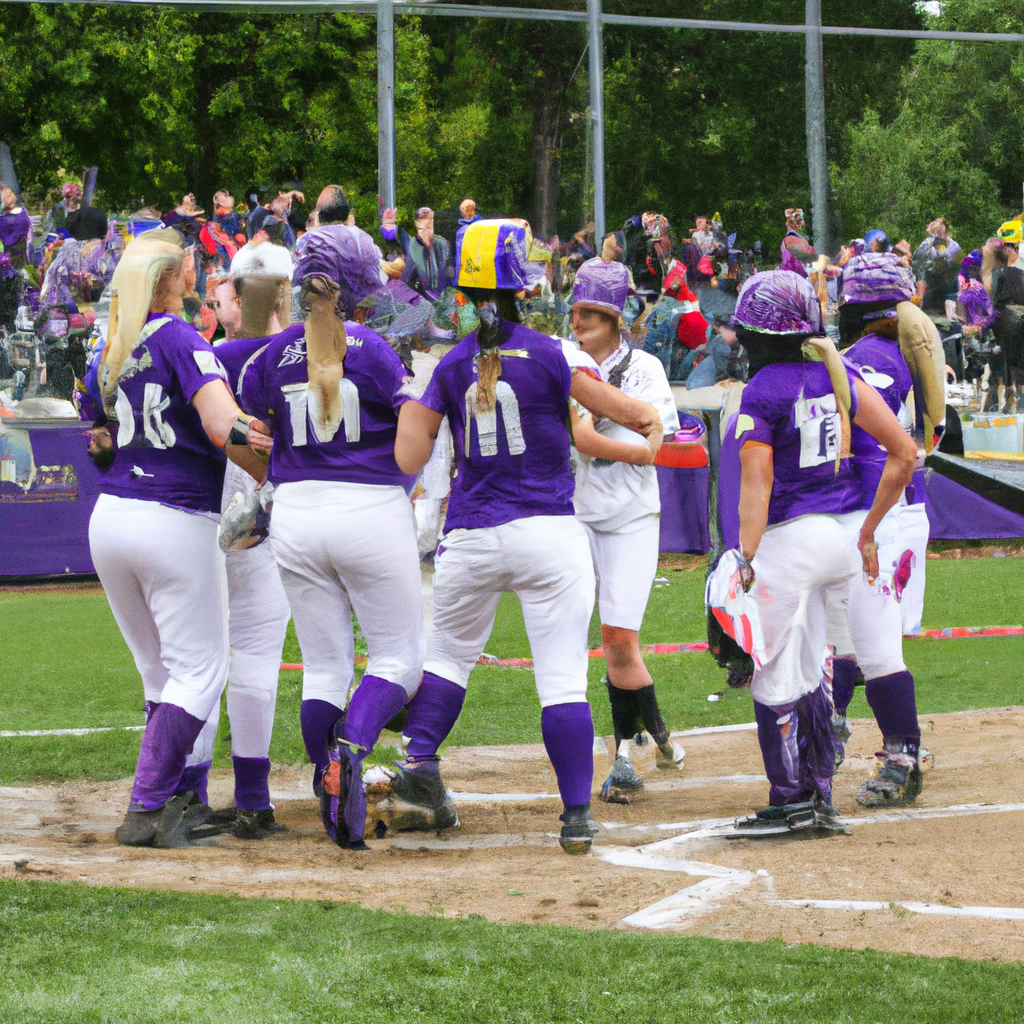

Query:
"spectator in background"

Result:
[[380, 205, 453, 300], [162, 193, 205, 244], [690, 215, 717, 257], [44, 182, 82, 235], [247, 188, 304, 247], [780, 207, 818, 278], [913, 216, 961, 314], [314, 185, 352, 226], [0, 181, 32, 270]]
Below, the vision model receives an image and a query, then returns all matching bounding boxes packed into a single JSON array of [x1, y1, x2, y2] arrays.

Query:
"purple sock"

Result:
[[865, 670, 920, 756], [129, 703, 206, 811], [233, 756, 272, 811], [404, 671, 466, 763], [342, 675, 408, 752], [176, 762, 211, 804], [541, 702, 594, 808], [754, 700, 807, 806], [832, 657, 859, 715], [300, 699, 345, 790]]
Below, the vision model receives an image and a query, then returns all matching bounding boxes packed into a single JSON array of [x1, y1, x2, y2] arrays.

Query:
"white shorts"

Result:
[[749, 511, 865, 707], [425, 515, 595, 707], [270, 480, 424, 703], [88, 493, 229, 722], [825, 504, 908, 681], [582, 514, 660, 632]]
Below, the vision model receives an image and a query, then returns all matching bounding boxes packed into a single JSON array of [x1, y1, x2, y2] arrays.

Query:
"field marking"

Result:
[[0, 726, 145, 738], [770, 899, 1024, 921], [607, 801, 1024, 931]]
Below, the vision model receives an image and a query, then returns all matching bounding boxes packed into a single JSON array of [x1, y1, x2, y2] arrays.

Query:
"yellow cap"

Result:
[[997, 220, 1023, 243]]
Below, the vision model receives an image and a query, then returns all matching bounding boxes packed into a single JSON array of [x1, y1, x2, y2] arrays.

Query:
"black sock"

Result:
[[635, 684, 670, 747], [606, 680, 639, 751]]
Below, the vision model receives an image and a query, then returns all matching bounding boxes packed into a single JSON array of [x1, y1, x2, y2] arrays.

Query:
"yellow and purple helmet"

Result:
[[997, 219, 1023, 244], [455, 218, 534, 291]]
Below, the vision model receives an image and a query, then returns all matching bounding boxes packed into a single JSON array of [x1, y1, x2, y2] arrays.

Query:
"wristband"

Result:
[[227, 413, 255, 447]]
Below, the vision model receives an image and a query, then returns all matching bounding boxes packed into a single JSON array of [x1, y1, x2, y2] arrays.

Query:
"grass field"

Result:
[[1, 558, 1022, 785], [2, 880, 1023, 1024], [2, 558, 1023, 1019]]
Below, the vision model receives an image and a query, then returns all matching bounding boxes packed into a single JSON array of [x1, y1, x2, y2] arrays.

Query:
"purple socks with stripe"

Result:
[[541, 702, 595, 808], [754, 699, 808, 807], [301, 699, 345, 793], [342, 675, 408, 752], [865, 670, 920, 757], [129, 702, 206, 811], [832, 657, 860, 715], [403, 671, 466, 763], [232, 756, 272, 811]]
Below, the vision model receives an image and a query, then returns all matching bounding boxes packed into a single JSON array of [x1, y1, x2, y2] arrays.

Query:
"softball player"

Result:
[[729, 271, 915, 833], [391, 219, 665, 855], [182, 240, 294, 839], [88, 228, 266, 848], [826, 253, 939, 806], [241, 224, 423, 850], [567, 257, 684, 804]]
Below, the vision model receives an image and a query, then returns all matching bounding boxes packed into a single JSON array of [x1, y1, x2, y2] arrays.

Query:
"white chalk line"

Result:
[[608, 801, 1024, 931], [0, 725, 145, 738], [769, 899, 1024, 922]]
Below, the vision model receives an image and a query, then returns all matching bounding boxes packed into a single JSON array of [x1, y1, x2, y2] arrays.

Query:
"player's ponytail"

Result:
[[101, 229, 186, 415], [474, 305, 502, 414]]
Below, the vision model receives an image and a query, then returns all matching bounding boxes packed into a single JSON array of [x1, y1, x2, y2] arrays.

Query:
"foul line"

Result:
[[276, 627, 1023, 671], [0, 725, 145, 738]]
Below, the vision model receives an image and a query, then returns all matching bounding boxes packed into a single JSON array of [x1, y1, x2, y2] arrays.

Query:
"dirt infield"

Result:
[[2, 708, 1023, 962]]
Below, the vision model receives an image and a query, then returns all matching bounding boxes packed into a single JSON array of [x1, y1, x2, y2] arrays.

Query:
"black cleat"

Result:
[[114, 807, 163, 847], [856, 750, 922, 808], [152, 793, 213, 849], [558, 805, 599, 855], [599, 756, 644, 805], [232, 808, 287, 840]]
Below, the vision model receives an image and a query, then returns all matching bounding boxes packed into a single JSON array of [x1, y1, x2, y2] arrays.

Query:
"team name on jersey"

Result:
[[794, 387, 840, 468]]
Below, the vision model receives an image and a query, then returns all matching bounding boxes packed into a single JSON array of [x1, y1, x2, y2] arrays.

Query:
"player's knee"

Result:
[[601, 625, 641, 669]]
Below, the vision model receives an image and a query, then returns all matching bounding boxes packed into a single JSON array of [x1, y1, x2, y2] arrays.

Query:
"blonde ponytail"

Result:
[[101, 229, 186, 413]]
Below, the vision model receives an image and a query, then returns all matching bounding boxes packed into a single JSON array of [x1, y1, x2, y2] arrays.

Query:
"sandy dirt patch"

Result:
[[2, 708, 1023, 961]]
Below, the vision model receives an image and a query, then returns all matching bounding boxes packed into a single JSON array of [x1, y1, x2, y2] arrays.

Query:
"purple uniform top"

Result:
[[239, 322, 414, 489], [214, 335, 271, 396], [843, 333, 913, 507], [418, 320, 578, 531], [737, 361, 862, 526], [100, 313, 229, 514]]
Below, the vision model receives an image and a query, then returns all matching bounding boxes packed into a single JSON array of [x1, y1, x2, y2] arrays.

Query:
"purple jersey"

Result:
[[418, 321, 577, 530], [737, 361, 861, 525], [844, 333, 913, 507], [100, 313, 229, 513], [214, 335, 271, 395], [239, 322, 413, 489]]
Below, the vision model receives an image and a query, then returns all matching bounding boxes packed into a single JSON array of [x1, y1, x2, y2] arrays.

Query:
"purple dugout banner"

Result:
[[657, 464, 711, 553], [0, 420, 100, 577], [717, 413, 1024, 548]]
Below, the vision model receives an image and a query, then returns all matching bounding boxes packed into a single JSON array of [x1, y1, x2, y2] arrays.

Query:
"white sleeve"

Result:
[[623, 351, 680, 436], [558, 337, 602, 378]]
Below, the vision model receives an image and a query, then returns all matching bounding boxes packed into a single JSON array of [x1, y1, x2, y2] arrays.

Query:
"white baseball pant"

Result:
[[88, 493, 229, 723], [424, 515, 596, 706], [582, 514, 660, 632], [898, 503, 929, 636], [749, 511, 866, 707], [825, 504, 908, 681], [270, 480, 424, 702]]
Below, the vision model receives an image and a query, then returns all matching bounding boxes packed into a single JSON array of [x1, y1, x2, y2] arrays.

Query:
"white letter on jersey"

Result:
[[142, 383, 176, 449], [282, 381, 361, 447], [463, 381, 526, 457], [794, 388, 839, 468], [115, 387, 135, 447]]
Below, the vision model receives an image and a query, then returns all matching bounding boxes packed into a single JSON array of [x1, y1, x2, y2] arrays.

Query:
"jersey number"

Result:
[[115, 384, 176, 449], [281, 380, 361, 446], [794, 390, 839, 469], [464, 381, 526, 457]]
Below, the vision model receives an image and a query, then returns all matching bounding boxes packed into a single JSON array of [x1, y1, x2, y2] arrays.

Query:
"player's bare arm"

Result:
[[395, 400, 444, 475], [568, 371, 662, 460]]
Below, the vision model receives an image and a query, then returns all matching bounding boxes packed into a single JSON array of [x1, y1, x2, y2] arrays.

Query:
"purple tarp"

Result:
[[657, 464, 711, 554], [0, 421, 100, 577]]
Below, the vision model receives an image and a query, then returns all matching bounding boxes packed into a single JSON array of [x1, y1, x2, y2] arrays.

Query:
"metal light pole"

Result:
[[587, 0, 605, 244], [378, 0, 397, 210], [804, 0, 834, 256]]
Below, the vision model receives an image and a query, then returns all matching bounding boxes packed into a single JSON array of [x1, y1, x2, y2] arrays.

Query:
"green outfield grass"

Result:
[[1, 559, 1021, 785], [1, 880, 1022, 1024]]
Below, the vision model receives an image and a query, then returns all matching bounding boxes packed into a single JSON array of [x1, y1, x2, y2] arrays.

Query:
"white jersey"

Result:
[[573, 341, 679, 532]]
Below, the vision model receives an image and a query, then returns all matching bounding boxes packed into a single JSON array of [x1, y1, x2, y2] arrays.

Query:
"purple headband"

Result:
[[293, 225, 384, 318], [839, 252, 915, 307], [571, 257, 632, 316], [732, 270, 824, 335]]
